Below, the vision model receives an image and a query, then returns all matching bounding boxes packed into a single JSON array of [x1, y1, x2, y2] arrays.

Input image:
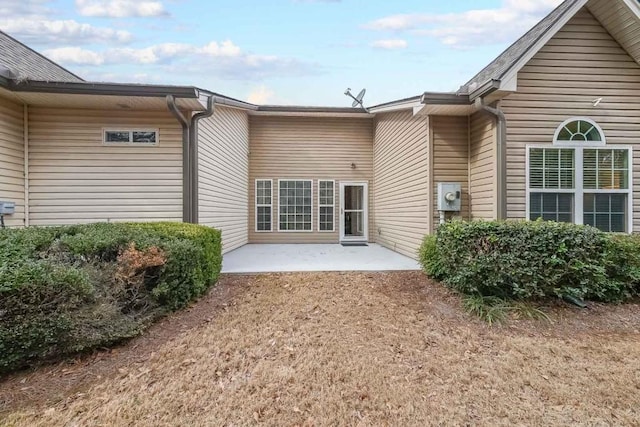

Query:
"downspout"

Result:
[[167, 95, 191, 223], [479, 99, 507, 220], [23, 104, 29, 227], [188, 93, 215, 224]]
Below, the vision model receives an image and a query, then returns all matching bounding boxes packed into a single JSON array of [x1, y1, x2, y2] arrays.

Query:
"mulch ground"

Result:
[[1, 271, 639, 426]]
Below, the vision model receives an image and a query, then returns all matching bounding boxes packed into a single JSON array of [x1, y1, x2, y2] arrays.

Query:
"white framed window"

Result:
[[103, 128, 158, 145], [278, 179, 312, 232], [255, 179, 272, 232], [526, 118, 632, 233], [318, 180, 335, 232]]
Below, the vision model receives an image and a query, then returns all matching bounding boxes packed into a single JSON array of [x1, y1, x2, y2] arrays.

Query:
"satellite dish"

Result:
[[352, 89, 366, 107], [344, 87, 368, 111]]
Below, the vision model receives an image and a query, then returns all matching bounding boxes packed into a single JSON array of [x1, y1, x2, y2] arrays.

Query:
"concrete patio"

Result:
[[221, 243, 421, 273]]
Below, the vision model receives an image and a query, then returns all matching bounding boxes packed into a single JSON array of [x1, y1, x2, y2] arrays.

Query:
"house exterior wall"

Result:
[[469, 111, 497, 220], [0, 95, 24, 227], [501, 8, 640, 231], [198, 106, 250, 254], [28, 108, 183, 225], [431, 115, 469, 230], [248, 115, 374, 243], [373, 110, 429, 259]]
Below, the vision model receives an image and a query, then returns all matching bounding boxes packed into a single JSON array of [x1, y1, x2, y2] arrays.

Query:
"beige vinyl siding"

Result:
[[469, 111, 497, 220], [431, 115, 469, 229], [249, 116, 374, 243], [28, 108, 183, 225], [373, 110, 429, 259], [588, 0, 640, 64], [198, 106, 249, 253], [501, 8, 640, 231], [0, 96, 24, 227]]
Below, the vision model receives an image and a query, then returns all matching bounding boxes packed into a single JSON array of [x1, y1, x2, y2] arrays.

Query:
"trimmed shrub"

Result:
[[604, 234, 640, 301], [0, 222, 221, 374], [422, 220, 635, 302], [418, 234, 445, 280]]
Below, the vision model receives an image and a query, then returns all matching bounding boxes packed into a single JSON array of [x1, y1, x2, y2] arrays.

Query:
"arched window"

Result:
[[553, 117, 606, 145], [527, 117, 632, 233]]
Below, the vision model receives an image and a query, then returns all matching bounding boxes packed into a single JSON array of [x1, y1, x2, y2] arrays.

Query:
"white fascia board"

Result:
[[621, 0, 640, 16], [368, 100, 422, 114]]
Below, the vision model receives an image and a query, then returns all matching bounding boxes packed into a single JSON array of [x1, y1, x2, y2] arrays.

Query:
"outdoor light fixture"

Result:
[[351, 162, 356, 169]]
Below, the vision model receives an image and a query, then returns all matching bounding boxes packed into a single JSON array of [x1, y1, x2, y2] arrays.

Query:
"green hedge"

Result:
[[419, 220, 640, 302], [0, 222, 221, 374]]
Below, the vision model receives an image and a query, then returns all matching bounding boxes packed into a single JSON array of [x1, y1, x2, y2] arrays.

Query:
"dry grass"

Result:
[[2, 271, 640, 426]]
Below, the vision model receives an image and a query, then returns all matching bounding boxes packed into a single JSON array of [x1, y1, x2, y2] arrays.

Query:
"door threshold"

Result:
[[340, 242, 369, 247]]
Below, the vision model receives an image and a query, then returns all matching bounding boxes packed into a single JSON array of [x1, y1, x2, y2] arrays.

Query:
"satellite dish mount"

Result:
[[344, 88, 368, 112]]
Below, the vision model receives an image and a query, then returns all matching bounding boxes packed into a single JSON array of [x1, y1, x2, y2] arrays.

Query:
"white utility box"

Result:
[[437, 183, 461, 212]]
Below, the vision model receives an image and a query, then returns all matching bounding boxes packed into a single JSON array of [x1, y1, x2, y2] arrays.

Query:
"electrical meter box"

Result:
[[437, 183, 461, 212], [0, 201, 15, 215]]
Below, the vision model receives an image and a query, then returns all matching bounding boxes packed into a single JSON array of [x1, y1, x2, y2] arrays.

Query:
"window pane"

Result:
[[583, 149, 629, 190], [611, 214, 626, 233], [529, 148, 574, 190], [257, 206, 271, 231], [279, 181, 312, 231], [132, 131, 157, 143], [256, 180, 272, 231], [611, 194, 625, 212], [556, 120, 603, 142], [585, 126, 601, 141], [557, 127, 572, 141], [583, 193, 627, 233], [529, 193, 573, 223], [105, 131, 130, 143]]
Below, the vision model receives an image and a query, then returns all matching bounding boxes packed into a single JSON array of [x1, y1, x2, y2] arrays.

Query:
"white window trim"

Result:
[[102, 128, 159, 146], [553, 117, 606, 147], [277, 179, 313, 233], [526, 143, 633, 233], [317, 179, 335, 233], [255, 179, 273, 233]]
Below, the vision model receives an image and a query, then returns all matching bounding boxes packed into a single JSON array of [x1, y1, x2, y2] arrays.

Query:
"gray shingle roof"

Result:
[[0, 31, 83, 82], [460, 0, 580, 93]]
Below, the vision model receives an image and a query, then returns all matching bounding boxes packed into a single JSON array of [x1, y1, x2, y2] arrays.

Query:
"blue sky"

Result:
[[1, 0, 564, 106]]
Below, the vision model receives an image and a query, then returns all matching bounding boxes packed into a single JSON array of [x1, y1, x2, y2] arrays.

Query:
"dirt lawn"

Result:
[[2, 272, 640, 426]]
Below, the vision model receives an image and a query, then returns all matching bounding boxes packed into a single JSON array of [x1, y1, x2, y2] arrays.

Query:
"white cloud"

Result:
[[0, 18, 133, 45], [200, 41, 242, 57], [363, 0, 564, 48], [0, 0, 50, 17], [44, 40, 320, 81], [371, 39, 407, 50], [75, 0, 168, 18], [247, 86, 275, 104], [42, 46, 105, 65], [45, 40, 241, 65]]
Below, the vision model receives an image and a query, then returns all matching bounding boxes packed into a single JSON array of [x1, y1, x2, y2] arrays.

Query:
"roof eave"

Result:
[[420, 92, 472, 106], [467, 79, 502, 101], [367, 95, 422, 113], [6, 80, 200, 99]]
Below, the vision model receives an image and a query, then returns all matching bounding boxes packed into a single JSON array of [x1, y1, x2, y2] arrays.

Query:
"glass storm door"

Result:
[[340, 182, 368, 242]]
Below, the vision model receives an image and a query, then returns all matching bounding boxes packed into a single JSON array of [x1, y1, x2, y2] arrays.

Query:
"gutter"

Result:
[[478, 99, 507, 220], [166, 92, 215, 224], [188, 93, 215, 223], [167, 95, 192, 223], [10, 80, 199, 98], [468, 79, 501, 102]]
